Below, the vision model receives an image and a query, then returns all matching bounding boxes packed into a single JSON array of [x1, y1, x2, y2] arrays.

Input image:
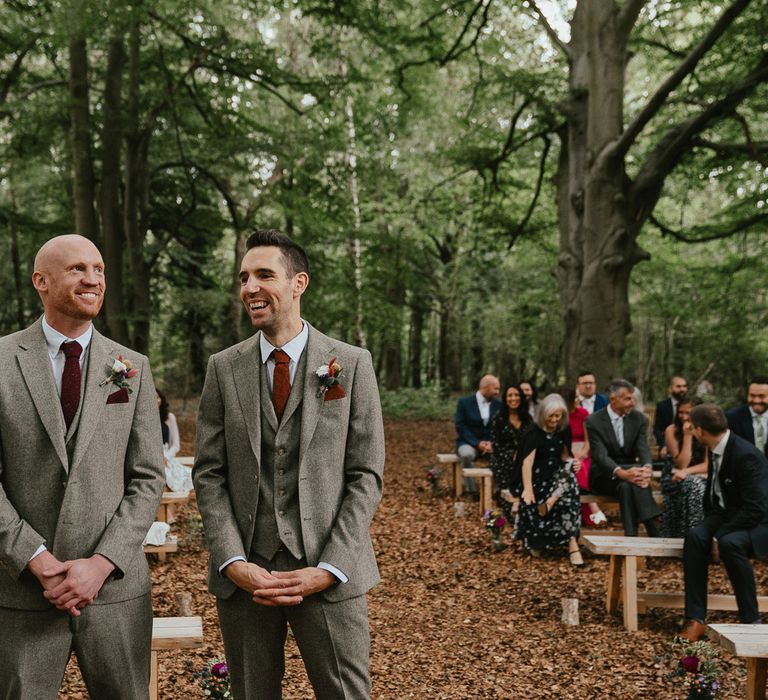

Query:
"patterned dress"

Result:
[[490, 413, 533, 521], [517, 426, 581, 550], [660, 435, 706, 537]]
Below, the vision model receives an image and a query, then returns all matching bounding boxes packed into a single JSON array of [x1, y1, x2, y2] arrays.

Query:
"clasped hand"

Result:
[[28, 551, 115, 617], [225, 561, 335, 607], [619, 465, 652, 488]]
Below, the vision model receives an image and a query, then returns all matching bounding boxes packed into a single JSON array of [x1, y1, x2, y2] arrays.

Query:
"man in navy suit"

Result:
[[680, 404, 768, 642], [726, 376, 768, 458], [576, 371, 608, 415], [455, 375, 501, 493], [653, 376, 689, 450]]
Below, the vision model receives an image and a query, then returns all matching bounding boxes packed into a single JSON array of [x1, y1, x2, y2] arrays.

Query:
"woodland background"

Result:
[[1, 0, 766, 408]]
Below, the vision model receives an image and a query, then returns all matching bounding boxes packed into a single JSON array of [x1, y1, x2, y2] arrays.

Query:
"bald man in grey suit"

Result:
[[194, 229, 385, 699], [0, 235, 165, 698]]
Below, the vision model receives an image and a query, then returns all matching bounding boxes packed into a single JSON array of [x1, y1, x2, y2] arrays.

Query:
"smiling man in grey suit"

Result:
[[0, 235, 165, 698], [193, 229, 385, 699]]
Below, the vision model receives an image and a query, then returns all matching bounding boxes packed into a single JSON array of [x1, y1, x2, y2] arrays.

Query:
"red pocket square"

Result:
[[324, 384, 346, 401], [106, 388, 129, 404]]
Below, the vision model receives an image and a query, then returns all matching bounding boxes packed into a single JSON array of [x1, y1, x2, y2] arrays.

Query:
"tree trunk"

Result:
[[8, 183, 25, 330], [68, 37, 100, 246], [229, 229, 247, 344], [100, 34, 130, 346], [123, 18, 151, 353], [409, 300, 425, 389], [558, 0, 650, 387]]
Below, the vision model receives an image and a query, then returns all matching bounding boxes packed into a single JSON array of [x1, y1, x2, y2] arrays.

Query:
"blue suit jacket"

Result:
[[455, 394, 501, 450], [727, 404, 768, 458]]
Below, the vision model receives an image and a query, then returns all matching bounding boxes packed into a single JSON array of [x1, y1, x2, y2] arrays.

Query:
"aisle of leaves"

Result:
[[60, 418, 765, 698]]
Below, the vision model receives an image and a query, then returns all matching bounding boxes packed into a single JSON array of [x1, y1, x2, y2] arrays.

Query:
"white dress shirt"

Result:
[[475, 391, 492, 426], [750, 408, 768, 452], [710, 430, 730, 508], [607, 405, 625, 449], [220, 322, 347, 584], [579, 394, 596, 415]]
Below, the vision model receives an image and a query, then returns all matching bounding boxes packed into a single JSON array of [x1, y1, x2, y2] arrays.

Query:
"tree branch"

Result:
[[522, 0, 571, 60], [507, 135, 551, 248], [693, 137, 768, 164], [617, 0, 649, 39], [649, 211, 768, 242], [0, 34, 38, 105], [613, 0, 752, 160]]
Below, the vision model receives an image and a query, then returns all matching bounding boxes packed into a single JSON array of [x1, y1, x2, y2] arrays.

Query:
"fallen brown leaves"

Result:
[[58, 417, 762, 698]]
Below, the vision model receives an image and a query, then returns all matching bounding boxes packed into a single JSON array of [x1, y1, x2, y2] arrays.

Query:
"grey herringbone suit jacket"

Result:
[[193, 324, 385, 602], [0, 319, 165, 610]]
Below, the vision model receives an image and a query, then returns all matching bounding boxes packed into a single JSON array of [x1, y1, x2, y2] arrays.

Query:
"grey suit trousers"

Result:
[[0, 593, 152, 700], [217, 551, 371, 700]]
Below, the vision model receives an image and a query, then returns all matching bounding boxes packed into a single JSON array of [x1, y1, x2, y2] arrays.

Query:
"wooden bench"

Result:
[[176, 456, 194, 467], [150, 616, 203, 700], [582, 535, 768, 632], [144, 534, 179, 562], [156, 491, 191, 523], [709, 623, 768, 700], [436, 453, 494, 513]]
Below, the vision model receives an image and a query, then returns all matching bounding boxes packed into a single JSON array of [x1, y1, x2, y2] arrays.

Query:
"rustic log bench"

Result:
[[708, 623, 768, 700], [436, 453, 493, 513], [144, 534, 179, 562], [582, 535, 768, 632], [150, 616, 203, 700]]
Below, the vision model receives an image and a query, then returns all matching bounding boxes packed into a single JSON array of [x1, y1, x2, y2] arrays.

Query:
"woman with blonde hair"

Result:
[[518, 393, 584, 566]]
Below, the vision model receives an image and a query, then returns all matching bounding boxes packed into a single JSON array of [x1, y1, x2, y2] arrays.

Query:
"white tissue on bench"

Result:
[[144, 521, 171, 546]]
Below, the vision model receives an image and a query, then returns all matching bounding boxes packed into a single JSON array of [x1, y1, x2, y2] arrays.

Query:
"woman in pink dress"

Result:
[[564, 387, 607, 527]]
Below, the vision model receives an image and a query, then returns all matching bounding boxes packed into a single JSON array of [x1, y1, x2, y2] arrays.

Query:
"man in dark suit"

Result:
[[726, 376, 768, 458], [455, 375, 501, 492], [653, 376, 689, 450], [194, 229, 385, 698], [586, 378, 661, 536], [576, 371, 608, 415], [0, 235, 164, 697], [679, 404, 768, 642]]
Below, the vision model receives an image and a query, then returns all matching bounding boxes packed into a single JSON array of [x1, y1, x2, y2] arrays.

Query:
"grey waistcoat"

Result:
[[249, 351, 306, 562]]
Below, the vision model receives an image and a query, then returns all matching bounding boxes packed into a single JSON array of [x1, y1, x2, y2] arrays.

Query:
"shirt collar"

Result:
[[712, 430, 730, 458], [42, 316, 93, 357], [475, 390, 490, 405], [607, 405, 623, 422], [579, 394, 594, 404], [259, 321, 308, 365], [749, 407, 766, 421]]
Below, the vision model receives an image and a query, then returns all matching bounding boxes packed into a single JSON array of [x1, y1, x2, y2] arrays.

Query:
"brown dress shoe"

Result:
[[678, 619, 707, 642]]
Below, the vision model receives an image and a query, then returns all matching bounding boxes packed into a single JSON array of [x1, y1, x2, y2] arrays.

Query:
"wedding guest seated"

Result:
[[518, 394, 583, 566], [563, 387, 607, 528], [455, 374, 501, 494], [490, 384, 534, 518], [520, 380, 539, 419], [586, 379, 661, 537], [660, 395, 707, 537], [157, 389, 193, 494], [726, 376, 768, 458], [679, 404, 768, 642], [576, 371, 608, 415], [654, 375, 689, 452]]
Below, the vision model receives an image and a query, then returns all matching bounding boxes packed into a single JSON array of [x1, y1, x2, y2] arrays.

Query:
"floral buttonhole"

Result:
[[99, 354, 139, 393], [316, 357, 346, 400]]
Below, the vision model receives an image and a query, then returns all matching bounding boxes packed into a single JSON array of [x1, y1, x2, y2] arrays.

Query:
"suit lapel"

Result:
[[298, 325, 333, 468], [16, 321, 69, 471], [69, 330, 119, 473], [232, 335, 265, 463], [597, 410, 620, 453]]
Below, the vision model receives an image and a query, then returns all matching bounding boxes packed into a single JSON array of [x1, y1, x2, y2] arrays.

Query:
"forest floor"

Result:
[[58, 415, 763, 699]]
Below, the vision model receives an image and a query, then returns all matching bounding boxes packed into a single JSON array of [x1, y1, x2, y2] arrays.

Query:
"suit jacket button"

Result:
[[278, 510, 285, 517]]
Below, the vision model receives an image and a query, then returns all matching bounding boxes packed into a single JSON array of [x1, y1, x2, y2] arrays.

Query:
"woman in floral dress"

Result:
[[518, 393, 583, 566]]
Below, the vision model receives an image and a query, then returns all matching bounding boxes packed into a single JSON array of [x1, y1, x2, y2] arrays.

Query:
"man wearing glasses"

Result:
[[576, 371, 608, 415]]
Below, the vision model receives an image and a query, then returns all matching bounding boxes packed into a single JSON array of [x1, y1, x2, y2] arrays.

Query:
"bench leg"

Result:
[[747, 658, 767, 700], [156, 504, 168, 523], [150, 650, 158, 700], [622, 555, 638, 632], [157, 551, 167, 563], [607, 555, 622, 614], [480, 476, 493, 515], [453, 463, 463, 499]]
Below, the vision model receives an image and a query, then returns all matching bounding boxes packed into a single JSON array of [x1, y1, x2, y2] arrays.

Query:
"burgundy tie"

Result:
[[271, 349, 291, 422], [61, 341, 82, 430]]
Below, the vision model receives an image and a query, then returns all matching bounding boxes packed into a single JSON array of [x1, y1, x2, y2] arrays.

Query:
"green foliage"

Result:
[[379, 385, 454, 420]]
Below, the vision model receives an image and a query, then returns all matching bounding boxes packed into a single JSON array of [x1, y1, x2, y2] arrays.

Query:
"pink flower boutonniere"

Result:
[[99, 355, 139, 393], [316, 357, 345, 400]]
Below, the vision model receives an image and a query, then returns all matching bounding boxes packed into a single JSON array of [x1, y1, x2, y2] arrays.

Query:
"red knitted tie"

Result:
[[60, 341, 82, 429], [271, 349, 291, 422]]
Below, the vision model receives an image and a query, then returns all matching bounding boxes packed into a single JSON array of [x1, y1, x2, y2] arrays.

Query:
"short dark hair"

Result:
[[245, 229, 310, 277], [748, 376, 768, 387], [576, 371, 596, 382], [607, 378, 634, 397], [690, 404, 728, 434]]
